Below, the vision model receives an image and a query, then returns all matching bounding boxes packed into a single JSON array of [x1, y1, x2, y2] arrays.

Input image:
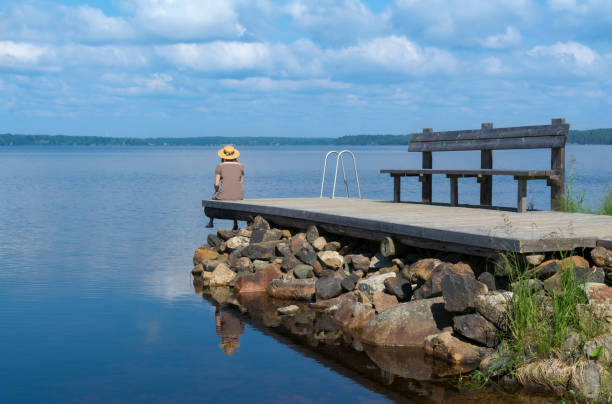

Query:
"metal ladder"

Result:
[[320, 150, 362, 199]]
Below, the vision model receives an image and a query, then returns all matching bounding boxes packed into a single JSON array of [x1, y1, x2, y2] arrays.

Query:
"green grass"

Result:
[[600, 189, 612, 215], [499, 253, 604, 369]]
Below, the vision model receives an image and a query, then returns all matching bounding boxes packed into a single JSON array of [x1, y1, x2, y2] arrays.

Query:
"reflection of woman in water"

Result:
[[215, 307, 244, 355]]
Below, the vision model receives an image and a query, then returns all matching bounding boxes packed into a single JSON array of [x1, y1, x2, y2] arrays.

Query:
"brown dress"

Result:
[[212, 162, 244, 200]]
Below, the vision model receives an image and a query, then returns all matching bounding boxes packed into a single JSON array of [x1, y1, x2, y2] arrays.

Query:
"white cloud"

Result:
[[331, 35, 457, 75], [65, 5, 135, 41], [156, 41, 272, 71], [101, 72, 176, 95], [123, 0, 245, 39], [220, 77, 349, 92], [0, 41, 48, 64], [481, 26, 522, 49], [528, 41, 599, 68], [59, 44, 149, 68], [482, 56, 508, 74]]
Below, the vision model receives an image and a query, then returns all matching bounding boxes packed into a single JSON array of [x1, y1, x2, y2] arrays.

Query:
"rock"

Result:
[[296, 248, 317, 266], [360, 297, 453, 346], [511, 278, 543, 293], [226, 236, 250, 251], [341, 272, 360, 292], [333, 297, 376, 333], [262, 229, 283, 242], [207, 234, 222, 249], [249, 229, 265, 243], [276, 242, 293, 257], [233, 263, 282, 293], [278, 305, 299, 315], [369, 253, 393, 270], [474, 292, 512, 330], [289, 236, 307, 254], [250, 215, 270, 231], [268, 278, 316, 300], [384, 277, 413, 301], [293, 264, 314, 279], [401, 258, 442, 283], [280, 255, 301, 272], [372, 292, 399, 313], [442, 274, 488, 312], [193, 247, 219, 265], [241, 242, 276, 260], [479, 348, 511, 376], [413, 262, 474, 300], [515, 359, 571, 396], [316, 277, 343, 300], [305, 225, 320, 244], [583, 335, 612, 364], [591, 246, 612, 267], [203, 259, 220, 272], [217, 229, 237, 240], [312, 260, 323, 277], [209, 263, 237, 287], [347, 254, 370, 272], [280, 229, 291, 239], [453, 313, 499, 348], [312, 236, 327, 251], [569, 361, 601, 401], [543, 266, 604, 294], [355, 290, 372, 307], [252, 260, 268, 272], [531, 259, 562, 279], [234, 257, 253, 273], [317, 251, 344, 270], [323, 241, 341, 251], [526, 254, 545, 266], [561, 330, 582, 359], [191, 264, 204, 276], [584, 282, 612, 304], [424, 331, 491, 365], [237, 229, 251, 238], [477, 272, 497, 291], [358, 272, 396, 299]]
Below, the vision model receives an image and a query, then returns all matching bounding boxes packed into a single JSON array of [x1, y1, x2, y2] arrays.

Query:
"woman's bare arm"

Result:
[[214, 174, 221, 191]]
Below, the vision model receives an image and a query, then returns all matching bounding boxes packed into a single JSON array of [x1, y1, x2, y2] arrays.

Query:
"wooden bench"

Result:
[[381, 119, 569, 212]]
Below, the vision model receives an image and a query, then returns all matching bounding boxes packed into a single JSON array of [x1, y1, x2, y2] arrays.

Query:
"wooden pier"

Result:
[[203, 198, 612, 257]]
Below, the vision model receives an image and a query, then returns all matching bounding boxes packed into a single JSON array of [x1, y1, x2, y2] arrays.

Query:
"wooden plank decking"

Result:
[[203, 198, 612, 256]]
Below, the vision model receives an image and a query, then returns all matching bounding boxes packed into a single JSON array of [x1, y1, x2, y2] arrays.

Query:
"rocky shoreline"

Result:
[[192, 216, 612, 401]]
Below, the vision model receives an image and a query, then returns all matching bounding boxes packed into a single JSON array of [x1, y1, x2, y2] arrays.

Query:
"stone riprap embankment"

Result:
[[192, 216, 612, 401]]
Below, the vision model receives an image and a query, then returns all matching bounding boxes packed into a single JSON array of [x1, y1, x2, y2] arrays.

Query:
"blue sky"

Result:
[[1, 0, 611, 137]]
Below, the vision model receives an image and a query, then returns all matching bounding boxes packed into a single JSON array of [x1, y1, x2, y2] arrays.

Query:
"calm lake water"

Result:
[[1, 145, 611, 403]]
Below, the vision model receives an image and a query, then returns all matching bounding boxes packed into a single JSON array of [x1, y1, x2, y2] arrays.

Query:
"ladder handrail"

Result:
[[320, 150, 362, 199]]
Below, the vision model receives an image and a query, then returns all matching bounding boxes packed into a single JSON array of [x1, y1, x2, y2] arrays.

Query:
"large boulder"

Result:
[[474, 292, 512, 330], [193, 247, 219, 265], [384, 276, 413, 301], [341, 272, 360, 292], [233, 263, 283, 293], [317, 251, 344, 270], [358, 272, 396, 299], [424, 331, 492, 365], [584, 283, 612, 304], [315, 277, 343, 300], [372, 292, 399, 313], [333, 296, 376, 333], [569, 361, 602, 401], [226, 236, 250, 251], [543, 266, 604, 294], [241, 242, 276, 260], [453, 313, 499, 348], [293, 264, 315, 279], [442, 273, 488, 312], [268, 278, 316, 300], [413, 262, 474, 299], [250, 215, 270, 230], [346, 254, 370, 272], [591, 247, 612, 267], [360, 297, 453, 346], [400, 258, 442, 283], [208, 263, 237, 287]]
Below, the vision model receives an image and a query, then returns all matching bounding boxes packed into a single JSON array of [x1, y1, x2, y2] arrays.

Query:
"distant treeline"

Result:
[[1, 128, 611, 146]]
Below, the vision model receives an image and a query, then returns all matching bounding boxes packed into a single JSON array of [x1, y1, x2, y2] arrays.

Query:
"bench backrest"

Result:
[[408, 119, 569, 152]]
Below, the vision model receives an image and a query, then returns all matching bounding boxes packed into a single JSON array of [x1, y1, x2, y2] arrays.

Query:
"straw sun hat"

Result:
[[218, 145, 240, 160]]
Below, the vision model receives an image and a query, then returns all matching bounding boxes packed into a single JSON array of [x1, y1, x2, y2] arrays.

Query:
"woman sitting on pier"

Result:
[[206, 145, 244, 230]]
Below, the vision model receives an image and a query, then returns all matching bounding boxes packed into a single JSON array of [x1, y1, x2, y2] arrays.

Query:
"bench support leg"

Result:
[[450, 177, 458, 206], [517, 178, 527, 213], [393, 175, 401, 202], [480, 149, 493, 205], [422, 151, 432, 203], [550, 146, 565, 210]]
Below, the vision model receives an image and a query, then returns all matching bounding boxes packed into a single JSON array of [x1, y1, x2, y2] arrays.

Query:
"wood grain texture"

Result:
[[203, 198, 612, 255]]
